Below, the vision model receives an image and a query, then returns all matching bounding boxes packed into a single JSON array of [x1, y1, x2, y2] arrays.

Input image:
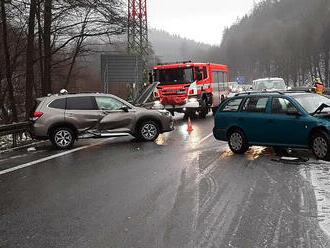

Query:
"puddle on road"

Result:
[[219, 146, 272, 161], [300, 161, 330, 237], [154, 134, 167, 146], [245, 147, 268, 160]]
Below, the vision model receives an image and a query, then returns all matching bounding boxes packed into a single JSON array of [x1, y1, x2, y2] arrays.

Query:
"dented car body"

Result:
[[30, 93, 174, 149]]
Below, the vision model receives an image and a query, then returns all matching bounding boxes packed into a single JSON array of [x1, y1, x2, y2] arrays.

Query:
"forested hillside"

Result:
[[149, 29, 214, 64], [219, 0, 330, 86]]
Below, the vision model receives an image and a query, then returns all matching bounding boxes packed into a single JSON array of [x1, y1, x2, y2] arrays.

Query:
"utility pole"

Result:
[[128, 0, 149, 56], [127, 0, 149, 98]]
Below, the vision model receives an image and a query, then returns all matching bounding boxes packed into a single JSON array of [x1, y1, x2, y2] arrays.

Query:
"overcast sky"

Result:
[[148, 0, 259, 45]]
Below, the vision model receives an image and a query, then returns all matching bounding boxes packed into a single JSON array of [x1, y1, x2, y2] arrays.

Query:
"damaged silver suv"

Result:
[[30, 93, 174, 149]]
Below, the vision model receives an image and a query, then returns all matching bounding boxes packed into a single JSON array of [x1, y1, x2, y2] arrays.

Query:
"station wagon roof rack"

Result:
[[234, 91, 285, 96]]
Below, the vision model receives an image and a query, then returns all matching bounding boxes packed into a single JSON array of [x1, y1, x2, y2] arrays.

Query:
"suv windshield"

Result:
[[293, 94, 330, 114], [254, 79, 286, 91], [154, 67, 194, 85]]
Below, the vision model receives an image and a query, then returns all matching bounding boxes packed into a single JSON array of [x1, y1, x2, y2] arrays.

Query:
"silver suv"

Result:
[[30, 93, 174, 149]]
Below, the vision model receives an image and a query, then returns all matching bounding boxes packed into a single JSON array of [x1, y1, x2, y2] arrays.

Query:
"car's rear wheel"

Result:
[[311, 131, 330, 160], [138, 121, 160, 141], [50, 127, 75, 149], [228, 129, 249, 154]]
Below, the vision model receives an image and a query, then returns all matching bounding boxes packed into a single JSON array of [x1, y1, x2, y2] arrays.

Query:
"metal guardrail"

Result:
[[0, 122, 32, 148], [291, 87, 330, 95]]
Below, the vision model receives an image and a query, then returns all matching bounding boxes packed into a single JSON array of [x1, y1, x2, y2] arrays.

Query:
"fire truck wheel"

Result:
[[185, 109, 197, 119], [198, 100, 208, 119]]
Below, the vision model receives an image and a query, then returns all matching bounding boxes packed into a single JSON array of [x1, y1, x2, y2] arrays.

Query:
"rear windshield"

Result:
[[253, 79, 286, 90]]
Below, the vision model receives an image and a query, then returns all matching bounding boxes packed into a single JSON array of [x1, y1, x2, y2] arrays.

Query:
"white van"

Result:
[[252, 77, 288, 91]]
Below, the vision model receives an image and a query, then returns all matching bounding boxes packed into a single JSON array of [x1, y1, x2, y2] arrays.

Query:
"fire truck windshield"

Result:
[[154, 68, 194, 85]]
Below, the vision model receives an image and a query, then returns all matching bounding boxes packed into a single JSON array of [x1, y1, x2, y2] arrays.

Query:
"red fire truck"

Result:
[[152, 62, 230, 118]]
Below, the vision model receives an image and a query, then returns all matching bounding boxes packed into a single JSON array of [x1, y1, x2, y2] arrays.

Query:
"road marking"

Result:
[[197, 133, 213, 145], [0, 138, 113, 176]]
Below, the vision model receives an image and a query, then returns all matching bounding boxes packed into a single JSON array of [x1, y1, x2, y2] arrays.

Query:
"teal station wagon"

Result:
[[213, 92, 330, 160]]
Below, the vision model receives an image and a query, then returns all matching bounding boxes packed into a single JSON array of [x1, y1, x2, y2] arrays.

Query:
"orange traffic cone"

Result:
[[187, 117, 193, 132]]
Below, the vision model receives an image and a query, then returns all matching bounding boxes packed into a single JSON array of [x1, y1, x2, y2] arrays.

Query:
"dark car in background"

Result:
[[31, 93, 174, 149], [213, 91, 330, 160]]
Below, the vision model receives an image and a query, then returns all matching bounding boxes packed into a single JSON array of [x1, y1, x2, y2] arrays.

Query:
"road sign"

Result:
[[236, 76, 245, 83], [101, 54, 144, 84]]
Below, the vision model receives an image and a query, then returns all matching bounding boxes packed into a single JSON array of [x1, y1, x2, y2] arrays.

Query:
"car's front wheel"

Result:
[[50, 127, 75, 149], [138, 121, 160, 141], [311, 131, 330, 160], [228, 129, 249, 154]]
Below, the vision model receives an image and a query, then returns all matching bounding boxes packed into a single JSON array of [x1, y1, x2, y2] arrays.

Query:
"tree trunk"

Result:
[[324, 50, 329, 88], [36, 0, 44, 97], [42, 0, 52, 95], [315, 55, 323, 82], [25, 0, 37, 118], [64, 9, 90, 90], [0, 0, 18, 122]]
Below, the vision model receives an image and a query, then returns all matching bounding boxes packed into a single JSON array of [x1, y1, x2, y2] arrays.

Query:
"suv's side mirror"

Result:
[[121, 106, 129, 112]]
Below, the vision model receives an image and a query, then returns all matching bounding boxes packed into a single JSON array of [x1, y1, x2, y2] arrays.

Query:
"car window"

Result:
[[221, 98, 243, 112], [95, 97, 124, 110], [271, 97, 298, 114], [212, 71, 219, 83], [242, 97, 268, 113], [48, 98, 66, 109], [66, 96, 96, 110]]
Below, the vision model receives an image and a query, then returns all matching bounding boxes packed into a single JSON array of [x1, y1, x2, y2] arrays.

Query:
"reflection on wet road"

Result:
[[1, 114, 330, 247]]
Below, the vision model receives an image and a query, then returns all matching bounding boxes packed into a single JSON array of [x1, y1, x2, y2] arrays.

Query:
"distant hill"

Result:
[[149, 28, 216, 64]]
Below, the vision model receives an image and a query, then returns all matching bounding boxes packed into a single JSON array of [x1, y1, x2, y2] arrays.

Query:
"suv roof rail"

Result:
[[234, 91, 285, 96]]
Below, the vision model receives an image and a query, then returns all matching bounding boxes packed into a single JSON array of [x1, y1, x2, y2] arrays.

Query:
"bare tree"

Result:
[[0, 0, 18, 121], [25, 0, 37, 118]]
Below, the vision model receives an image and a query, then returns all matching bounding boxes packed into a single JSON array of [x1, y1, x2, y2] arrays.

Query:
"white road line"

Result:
[[0, 138, 113, 176], [197, 133, 214, 145]]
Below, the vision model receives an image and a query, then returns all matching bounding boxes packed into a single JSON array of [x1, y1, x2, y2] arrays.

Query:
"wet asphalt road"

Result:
[[1, 114, 330, 248]]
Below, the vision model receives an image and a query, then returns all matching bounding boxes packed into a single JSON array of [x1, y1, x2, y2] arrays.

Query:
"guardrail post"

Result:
[[12, 133, 17, 148]]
